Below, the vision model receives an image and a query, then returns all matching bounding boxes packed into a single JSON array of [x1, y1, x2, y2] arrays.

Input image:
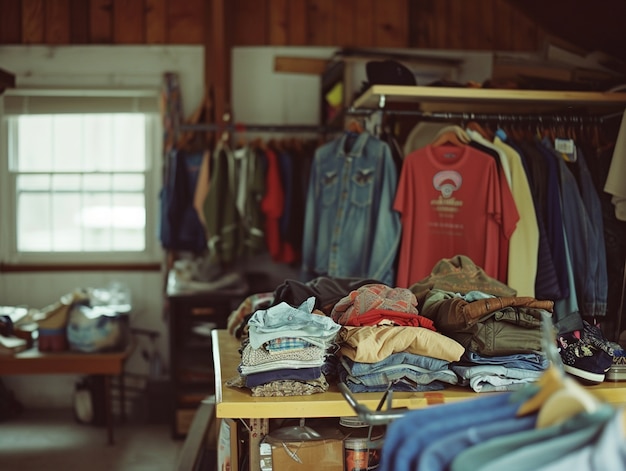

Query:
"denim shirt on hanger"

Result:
[[302, 131, 401, 285]]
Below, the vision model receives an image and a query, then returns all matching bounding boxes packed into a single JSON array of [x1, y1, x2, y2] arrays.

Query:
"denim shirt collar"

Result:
[[337, 131, 370, 158]]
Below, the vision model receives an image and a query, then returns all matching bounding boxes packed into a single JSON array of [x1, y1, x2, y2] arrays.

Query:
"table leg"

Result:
[[104, 375, 114, 445], [248, 418, 268, 471], [119, 371, 126, 423]]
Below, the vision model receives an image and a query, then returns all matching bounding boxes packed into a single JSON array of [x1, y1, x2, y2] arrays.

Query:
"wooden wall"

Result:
[[0, 0, 205, 44], [0, 0, 547, 125], [0, 0, 545, 51]]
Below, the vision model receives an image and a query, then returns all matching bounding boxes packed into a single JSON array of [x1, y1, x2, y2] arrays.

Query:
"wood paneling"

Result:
[[410, 0, 499, 51], [334, 0, 356, 47], [493, 0, 515, 51], [0, 0, 22, 43], [21, 0, 45, 44], [167, 0, 204, 44], [0, 0, 547, 52], [374, 0, 408, 48], [306, 0, 334, 46], [268, 0, 288, 45], [508, 0, 626, 63], [471, 0, 495, 50], [89, 0, 113, 43], [208, 0, 229, 124], [0, 0, 554, 113], [70, 0, 90, 44], [113, 0, 144, 43], [432, 0, 449, 50], [409, 0, 435, 48], [45, 0, 70, 44], [287, 0, 307, 45], [232, 0, 267, 45], [510, 3, 541, 51], [145, 0, 166, 44], [353, 0, 375, 47]]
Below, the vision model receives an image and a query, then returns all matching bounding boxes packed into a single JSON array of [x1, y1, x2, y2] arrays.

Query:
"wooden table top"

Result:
[[0, 346, 132, 375], [212, 329, 626, 420]]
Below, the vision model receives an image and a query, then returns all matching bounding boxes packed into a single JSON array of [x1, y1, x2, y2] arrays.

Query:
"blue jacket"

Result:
[[302, 132, 401, 285]]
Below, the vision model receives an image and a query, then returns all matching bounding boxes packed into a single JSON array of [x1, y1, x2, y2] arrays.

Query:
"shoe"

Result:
[[580, 320, 621, 356], [557, 334, 613, 384], [606, 349, 626, 381]]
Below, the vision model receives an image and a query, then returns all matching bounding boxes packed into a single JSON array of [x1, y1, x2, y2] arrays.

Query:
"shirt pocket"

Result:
[[321, 170, 339, 206], [350, 167, 375, 207]]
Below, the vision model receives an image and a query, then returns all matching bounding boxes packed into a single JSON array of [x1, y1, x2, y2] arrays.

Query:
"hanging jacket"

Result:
[[302, 132, 401, 285], [159, 148, 207, 252], [568, 147, 608, 317], [203, 142, 265, 265]]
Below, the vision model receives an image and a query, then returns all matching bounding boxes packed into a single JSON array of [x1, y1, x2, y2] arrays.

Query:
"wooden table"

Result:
[[0, 346, 131, 445], [212, 329, 626, 471]]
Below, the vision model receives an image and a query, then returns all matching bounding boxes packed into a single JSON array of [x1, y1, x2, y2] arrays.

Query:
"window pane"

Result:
[[15, 114, 147, 173], [83, 174, 113, 192], [52, 174, 82, 191], [113, 115, 146, 171], [84, 115, 114, 172], [80, 192, 145, 251], [17, 193, 52, 251], [52, 192, 82, 251], [52, 115, 83, 172], [113, 174, 145, 192], [12, 112, 151, 256], [15, 116, 53, 172], [112, 193, 145, 250], [81, 193, 114, 251], [17, 174, 51, 191]]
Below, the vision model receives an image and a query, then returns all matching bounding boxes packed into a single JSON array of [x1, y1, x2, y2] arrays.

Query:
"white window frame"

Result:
[[0, 105, 161, 265], [0, 45, 204, 266]]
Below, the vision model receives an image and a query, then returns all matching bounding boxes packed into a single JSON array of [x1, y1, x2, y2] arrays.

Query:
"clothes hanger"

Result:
[[466, 120, 494, 141], [516, 311, 601, 428], [430, 129, 466, 147], [219, 127, 233, 148], [251, 136, 266, 151], [234, 131, 249, 149], [534, 377, 600, 428], [435, 125, 472, 144], [346, 118, 364, 134]]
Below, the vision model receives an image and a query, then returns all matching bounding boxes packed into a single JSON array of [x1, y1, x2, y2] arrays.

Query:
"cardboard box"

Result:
[[218, 418, 238, 471], [260, 434, 344, 471]]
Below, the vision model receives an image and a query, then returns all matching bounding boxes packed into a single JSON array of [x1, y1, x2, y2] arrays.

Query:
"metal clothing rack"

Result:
[[178, 122, 343, 134], [346, 106, 618, 124], [346, 84, 626, 127]]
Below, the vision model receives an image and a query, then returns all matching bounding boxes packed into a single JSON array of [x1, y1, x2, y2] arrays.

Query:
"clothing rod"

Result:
[[346, 107, 615, 123], [178, 123, 343, 133]]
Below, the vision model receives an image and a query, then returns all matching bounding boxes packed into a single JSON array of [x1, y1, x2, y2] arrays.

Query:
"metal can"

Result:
[[340, 417, 383, 471]]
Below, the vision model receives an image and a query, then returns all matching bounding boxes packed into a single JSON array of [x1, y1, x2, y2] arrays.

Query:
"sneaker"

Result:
[[580, 320, 621, 356], [606, 349, 626, 381], [557, 335, 613, 384]]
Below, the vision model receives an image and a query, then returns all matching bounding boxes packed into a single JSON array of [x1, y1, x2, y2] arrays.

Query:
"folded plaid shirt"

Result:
[[265, 337, 313, 353]]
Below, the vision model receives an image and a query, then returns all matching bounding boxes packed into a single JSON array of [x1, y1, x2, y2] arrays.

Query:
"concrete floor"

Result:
[[0, 409, 184, 471]]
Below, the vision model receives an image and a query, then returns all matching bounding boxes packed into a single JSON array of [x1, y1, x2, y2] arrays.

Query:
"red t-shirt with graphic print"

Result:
[[393, 144, 518, 288]]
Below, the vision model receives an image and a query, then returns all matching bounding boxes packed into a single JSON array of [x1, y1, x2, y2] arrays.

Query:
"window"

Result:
[[1, 92, 162, 265]]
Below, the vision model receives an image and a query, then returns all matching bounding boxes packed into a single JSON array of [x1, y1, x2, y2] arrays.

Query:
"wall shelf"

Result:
[[352, 85, 626, 115]]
